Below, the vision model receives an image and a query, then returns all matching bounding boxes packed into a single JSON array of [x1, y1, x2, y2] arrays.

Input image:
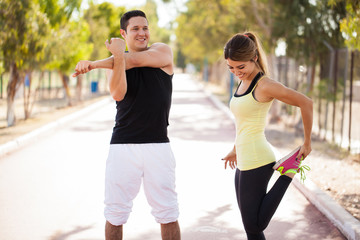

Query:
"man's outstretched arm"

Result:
[[73, 42, 173, 77], [72, 56, 114, 78]]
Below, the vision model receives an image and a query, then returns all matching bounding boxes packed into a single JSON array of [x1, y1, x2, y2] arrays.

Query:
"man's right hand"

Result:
[[73, 60, 94, 77], [105, 38, 126, 57]]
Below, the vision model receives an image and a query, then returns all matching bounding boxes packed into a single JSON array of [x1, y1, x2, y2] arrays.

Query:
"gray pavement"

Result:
[[0, 73, 352, 240]]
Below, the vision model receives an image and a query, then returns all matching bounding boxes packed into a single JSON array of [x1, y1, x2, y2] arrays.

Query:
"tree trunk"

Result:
[[348, 50, 354, 152], [332, 49, 338, 143], [23, 71, 40, 120], [268, 54, 281, 123], [24, 72, 31, 119], [59, 71, 72, 106], [76, 74, 83, 102], [340, 48, 348, 146], [6, 62, 22, 127], [308, 63, 316, 93], [284, 57, 289, 87]]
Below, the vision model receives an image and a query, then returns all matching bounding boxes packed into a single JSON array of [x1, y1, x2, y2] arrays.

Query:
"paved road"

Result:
[[0, 74, 346, 240]]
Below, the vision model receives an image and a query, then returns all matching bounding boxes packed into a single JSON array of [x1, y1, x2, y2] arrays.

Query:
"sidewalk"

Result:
[[0, 73, 358, 240]]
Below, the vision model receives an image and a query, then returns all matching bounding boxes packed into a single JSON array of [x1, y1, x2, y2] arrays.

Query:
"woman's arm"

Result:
[[260, 79, 313, 159]]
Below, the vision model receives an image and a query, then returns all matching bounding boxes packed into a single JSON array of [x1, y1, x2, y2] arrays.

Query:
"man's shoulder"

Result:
[[150, 42, 170, 48], [148, 42, 172, 52]]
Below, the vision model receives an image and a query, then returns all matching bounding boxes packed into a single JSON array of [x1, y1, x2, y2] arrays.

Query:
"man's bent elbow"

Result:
[[112, 93, 125, 102], [112, 96, 123, 102], [111, 90, 126, 102]]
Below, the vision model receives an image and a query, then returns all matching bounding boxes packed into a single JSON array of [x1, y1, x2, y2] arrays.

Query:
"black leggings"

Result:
[[235, 162, 292, 240]]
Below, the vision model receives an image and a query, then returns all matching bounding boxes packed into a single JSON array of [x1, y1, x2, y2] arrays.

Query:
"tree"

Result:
[[39, 0, 91, 106], [84, 2, 126, 61], [45, 20, 93, 106], [330, 0, 360, 151], [175, 0, 246, 66], [0, 0, 51, 126], [141, 0, 172, 44], [335, 0, 360, 50]]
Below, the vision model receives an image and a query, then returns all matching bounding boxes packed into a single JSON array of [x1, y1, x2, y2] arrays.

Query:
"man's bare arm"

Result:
[[72, 56, 113, 77], [105, 38, 127, 101], [73, 42, 173, 77], [125, 43, 173, 72]]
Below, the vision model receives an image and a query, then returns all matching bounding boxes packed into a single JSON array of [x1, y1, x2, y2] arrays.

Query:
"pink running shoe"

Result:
[[273, 146, 306, 175]]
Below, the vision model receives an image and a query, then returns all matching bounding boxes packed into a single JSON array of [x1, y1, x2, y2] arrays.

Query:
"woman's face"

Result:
[[226, 58, 259, 81]]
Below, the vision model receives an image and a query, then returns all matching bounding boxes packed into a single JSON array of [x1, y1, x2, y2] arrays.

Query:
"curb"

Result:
[[0, 97, 113, 158], [293, 177, 360, 240], [198, 79, 360, 240]]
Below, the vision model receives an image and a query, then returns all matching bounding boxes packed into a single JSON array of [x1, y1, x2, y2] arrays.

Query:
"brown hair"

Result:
[[120, 10, 147, 32], [224, 32, 268, 74]]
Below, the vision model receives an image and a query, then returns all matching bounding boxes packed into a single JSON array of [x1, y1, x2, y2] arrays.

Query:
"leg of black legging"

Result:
[[234, 163, 293, 239], [235, 169, 266, 240], [235, 169, 241, 208], [257, 174, 292, 229], [246, 231, 266, 240], [240, 165, 272, 238]]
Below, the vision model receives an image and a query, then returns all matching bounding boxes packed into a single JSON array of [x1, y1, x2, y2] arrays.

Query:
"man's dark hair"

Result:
[[120, 10, 147, 31]]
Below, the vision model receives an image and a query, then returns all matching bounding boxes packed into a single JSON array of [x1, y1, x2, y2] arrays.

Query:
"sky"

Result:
[[81, 0, 187, 27]]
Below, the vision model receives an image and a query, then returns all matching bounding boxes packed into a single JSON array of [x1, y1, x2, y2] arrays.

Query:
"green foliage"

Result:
[[338, 1, 360, 50], [174, 0, 349, 71], [175, 0, 246, 66], [93, 2, 125, 39], [0, 0, 51, 71], [0, 0, 86, 73], [38, 0, 82, 27], [140, 0, 171, 44], [176, 47, 186, 71], [315, 76, 344, 102], [36, 0, 93, 74], [84, 2, 126, 60], [272, 0, 346, 65], [45, 20, 93, 73]]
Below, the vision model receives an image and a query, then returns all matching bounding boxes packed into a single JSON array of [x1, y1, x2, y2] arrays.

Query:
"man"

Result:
[[73, 10, 181, 240]]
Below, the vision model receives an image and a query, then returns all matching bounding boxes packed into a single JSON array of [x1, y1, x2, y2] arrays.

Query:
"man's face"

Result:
[[121, 16, 150, 52]]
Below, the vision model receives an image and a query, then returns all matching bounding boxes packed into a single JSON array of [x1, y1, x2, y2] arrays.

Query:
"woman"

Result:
[[222, 32, 313, 240]]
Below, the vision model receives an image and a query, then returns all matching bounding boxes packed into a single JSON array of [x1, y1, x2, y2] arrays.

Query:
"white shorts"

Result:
[[104, 143, 179, 226]]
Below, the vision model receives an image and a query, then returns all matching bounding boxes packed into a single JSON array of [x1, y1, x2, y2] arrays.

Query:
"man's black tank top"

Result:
[[110, 67, 172, 144]]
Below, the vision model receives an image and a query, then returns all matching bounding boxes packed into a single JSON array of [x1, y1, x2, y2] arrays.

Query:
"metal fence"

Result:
[[271, 50, 359, 154]]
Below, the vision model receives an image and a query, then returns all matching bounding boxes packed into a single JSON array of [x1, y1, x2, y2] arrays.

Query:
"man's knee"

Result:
[[153, 206, 179, 224], [104, 206, 130, 226]]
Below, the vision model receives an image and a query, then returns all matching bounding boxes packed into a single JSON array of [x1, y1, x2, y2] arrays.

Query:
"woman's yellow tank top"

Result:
[[229, 74, 276, 171]]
